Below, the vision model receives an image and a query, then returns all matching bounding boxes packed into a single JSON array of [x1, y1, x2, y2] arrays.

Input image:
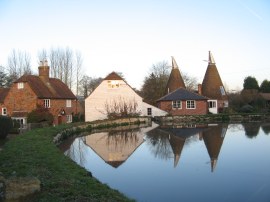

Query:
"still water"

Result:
[[62, 122, 270, 202]]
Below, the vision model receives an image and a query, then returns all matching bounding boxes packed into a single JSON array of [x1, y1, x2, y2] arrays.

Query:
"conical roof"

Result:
[[202, 124, 227, 172], [201, 51, 227, 100], [164, 57, 186, 95], [104, 72, 123, 80]]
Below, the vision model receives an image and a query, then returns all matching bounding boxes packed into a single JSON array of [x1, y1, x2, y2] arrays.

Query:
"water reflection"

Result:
[[63, 123, 270, 202], [64, 123, 229, 172], [242, 122, 261, 138], [145, 124, 228, 171]]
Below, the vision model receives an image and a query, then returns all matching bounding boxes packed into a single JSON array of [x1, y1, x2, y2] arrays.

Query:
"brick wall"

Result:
[[5, 82, 78, 125], [4, 82, 37, 116], [158, 100, 208, 115]]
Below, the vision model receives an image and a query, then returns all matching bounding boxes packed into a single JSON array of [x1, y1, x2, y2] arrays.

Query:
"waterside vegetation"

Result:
[[0, 121, 140, 201]]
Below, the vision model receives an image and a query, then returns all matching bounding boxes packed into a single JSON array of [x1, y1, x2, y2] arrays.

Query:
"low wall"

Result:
[[53, 117, 151, 145], [155, 114, 270, 126]]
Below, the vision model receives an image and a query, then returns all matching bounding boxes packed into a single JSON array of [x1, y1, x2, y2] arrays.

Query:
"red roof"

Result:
[[104, 72, 123, 80], [15, 75, 76, 99]]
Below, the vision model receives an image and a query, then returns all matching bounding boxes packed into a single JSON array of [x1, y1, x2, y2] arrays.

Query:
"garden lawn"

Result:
[[0, 124, 133, 202]]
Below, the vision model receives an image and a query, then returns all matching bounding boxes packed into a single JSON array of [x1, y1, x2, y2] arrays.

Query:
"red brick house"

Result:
[[1, 61, 78, 125], [0, 88, 9, 116], [157, 88, 208, 115]]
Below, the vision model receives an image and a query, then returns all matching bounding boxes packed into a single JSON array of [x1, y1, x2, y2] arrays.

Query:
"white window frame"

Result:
[[2, 107, 7, 116], [18, 82, 24, 89], [66, 99, 72, 108], [44, 99, 50, 108], [186, 100, 196, 109], [172, 100, 182, 109], [66, 114, 72, 123], [208, 101, 217, 108]]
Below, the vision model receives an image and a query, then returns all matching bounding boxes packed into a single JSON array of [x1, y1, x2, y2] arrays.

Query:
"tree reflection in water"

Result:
[[242, 122, 261, 138]]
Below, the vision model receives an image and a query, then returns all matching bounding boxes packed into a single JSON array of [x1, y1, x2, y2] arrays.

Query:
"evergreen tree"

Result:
[[260, 79, 270, 93], [243, 76, 259, 90]]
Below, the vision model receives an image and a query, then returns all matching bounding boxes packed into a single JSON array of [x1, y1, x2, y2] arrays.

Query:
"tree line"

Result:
[[0, 48, 101, 97]]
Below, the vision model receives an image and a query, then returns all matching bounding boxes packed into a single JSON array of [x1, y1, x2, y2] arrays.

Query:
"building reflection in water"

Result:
[[145, 124, 228, 172], [71, 123, 159, 168], [64, 123, 228, 172]]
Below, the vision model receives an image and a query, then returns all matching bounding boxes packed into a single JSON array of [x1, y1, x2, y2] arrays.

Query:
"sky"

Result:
[[0, 0, 270, 91]]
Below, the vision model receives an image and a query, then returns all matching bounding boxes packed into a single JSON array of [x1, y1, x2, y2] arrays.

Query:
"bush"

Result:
[[27, 107, 53, 125], [239, 104, 254, 113], [0, 116, 13, 139]]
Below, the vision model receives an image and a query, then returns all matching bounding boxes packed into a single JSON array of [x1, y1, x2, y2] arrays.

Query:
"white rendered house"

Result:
[[85, 72, 167, 122]]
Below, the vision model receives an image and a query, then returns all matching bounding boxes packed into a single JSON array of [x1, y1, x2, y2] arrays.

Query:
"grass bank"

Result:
[[0, 124, 133, 201]]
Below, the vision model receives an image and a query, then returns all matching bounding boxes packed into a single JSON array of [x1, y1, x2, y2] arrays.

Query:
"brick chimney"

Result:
[[38, 60, 50, 83], [198, 84, 202, 95]]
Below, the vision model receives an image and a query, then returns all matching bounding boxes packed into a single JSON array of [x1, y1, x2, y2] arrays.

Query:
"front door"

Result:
[[58, 116, 62, 125]]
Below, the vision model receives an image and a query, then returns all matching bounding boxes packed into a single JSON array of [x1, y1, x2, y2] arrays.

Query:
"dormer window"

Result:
[[18, 82, 24, 89]]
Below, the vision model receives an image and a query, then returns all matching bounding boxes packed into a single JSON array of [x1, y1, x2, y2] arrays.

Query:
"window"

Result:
[[44, 99, 50, 108], [66, 99, 72, 108], [220, 86, 226, 96], [208, 101, 216, 108], [66, 115, 72, 123], [147, 108, 152, 116], [186, 100, 195, 109], [18, 82, 24, 89], [2, 107, 7, 116], [108, 80, 120, 88], [172, 100, 181, 109]]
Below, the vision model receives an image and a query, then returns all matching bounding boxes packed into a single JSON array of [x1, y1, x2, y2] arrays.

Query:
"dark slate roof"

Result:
[[15, 75, 76, 99], [0, 88, 9, 103], [157, 88, 208, 102]]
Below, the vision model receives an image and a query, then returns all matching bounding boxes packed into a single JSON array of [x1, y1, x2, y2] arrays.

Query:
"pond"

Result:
[[62, 122, 270, 202]]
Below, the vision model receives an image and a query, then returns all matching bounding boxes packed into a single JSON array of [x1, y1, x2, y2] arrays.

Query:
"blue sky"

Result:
[[0, 0, 270, 91]]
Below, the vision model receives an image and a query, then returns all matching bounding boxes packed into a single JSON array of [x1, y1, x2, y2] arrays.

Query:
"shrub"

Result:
[[0, 116, 13, 139], [27, 107, 53, 124]]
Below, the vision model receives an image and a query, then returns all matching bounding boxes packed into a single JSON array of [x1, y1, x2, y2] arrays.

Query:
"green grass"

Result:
[[0, 124, 133, 202]]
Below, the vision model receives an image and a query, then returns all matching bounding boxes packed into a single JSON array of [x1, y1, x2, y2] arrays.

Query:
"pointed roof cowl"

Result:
[[164, 57, 186, 95], [201, 51, 227, 100], [208, 51, 215, 64], [104, 72, 123, 80]]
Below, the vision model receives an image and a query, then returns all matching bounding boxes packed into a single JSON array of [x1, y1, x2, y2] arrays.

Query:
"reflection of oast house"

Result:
[[200, 124, 228, 172], [157, 51, 228, 115], [85, 72, 167, 122], [147, 124, 227, 171], [0, 60, 80, 125]]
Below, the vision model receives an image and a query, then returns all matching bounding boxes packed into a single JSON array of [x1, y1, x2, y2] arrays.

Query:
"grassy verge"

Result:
[[0, 124, 133, 202]]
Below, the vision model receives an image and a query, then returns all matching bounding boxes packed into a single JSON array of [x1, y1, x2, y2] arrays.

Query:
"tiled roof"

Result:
[[104, 72, 123, 80], [201, 52, 227, 100], [164, 57, 186, 94], [15, 75, 76, 99], [158, 88, 208, 102], [260, 93, 270, 100], [0, 88, 9, 103]]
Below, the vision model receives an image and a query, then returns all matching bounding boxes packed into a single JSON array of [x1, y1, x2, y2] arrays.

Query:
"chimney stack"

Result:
[[38, 60, 50, 83], [198, 84, 202, 95]]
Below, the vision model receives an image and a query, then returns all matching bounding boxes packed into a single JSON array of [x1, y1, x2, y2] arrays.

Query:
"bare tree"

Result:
[[75, 51, 83, 96], [79, 76, 102, 97], [182, 72, 198, 91], [7, 49, 32, 81]]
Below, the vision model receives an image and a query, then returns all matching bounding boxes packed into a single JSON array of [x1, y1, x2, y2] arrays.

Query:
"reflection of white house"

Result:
[[85, 72, 167, 122]]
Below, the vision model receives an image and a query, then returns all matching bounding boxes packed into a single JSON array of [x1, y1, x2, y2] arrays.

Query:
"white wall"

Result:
[[85, 79, 167, 122]]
